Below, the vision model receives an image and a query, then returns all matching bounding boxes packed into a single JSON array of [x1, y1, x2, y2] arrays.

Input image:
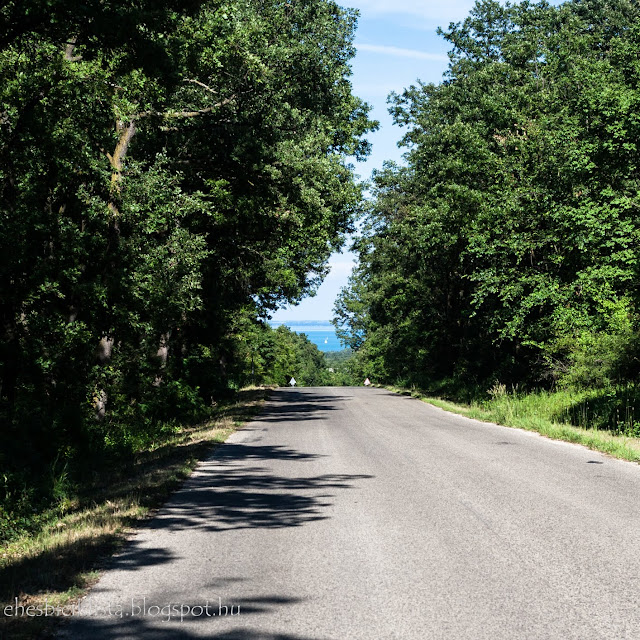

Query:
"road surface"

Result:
[[60, 387, 640, 639]]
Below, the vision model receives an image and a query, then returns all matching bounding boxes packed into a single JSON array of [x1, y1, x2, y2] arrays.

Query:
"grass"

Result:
[[382, 384, 640, 464], [0, 387, 270, 640]]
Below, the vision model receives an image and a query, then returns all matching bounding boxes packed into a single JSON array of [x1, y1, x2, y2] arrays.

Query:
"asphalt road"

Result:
[[60, 387, 640, 639]]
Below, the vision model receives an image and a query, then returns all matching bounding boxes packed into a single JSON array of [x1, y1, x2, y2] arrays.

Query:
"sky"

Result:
[[272, 0, 479, 323]]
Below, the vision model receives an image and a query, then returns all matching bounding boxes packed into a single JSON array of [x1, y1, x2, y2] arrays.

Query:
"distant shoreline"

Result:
[[269, 320, 332, 327]]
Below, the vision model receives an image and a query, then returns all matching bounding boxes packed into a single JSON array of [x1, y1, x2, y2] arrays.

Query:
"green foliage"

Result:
[[386, 383, 640, 461], [0, 0, 374, 539], [336, 0, 640, 410], [268, 325, 326, 387], [321, 349, 358, 386], [323, 349, 354, 368], [479, 382, 640, 440], [212, 320, 335, 388]]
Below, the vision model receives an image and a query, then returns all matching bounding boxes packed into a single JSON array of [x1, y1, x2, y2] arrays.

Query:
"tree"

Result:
[[336, 0, 640, 392], [0, 0, 375, 524]]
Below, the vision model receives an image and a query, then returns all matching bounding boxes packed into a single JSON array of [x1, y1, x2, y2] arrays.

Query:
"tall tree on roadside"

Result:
[[0, 0, 374, 513], [336, 0, 640, 390]]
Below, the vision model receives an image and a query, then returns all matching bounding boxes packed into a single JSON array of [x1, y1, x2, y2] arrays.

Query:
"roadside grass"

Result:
[[382, 384, 640, 463], [0, 387, 270, 640]]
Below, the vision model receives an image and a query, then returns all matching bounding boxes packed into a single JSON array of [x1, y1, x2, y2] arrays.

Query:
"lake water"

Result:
[[269, 322, 342, 352]]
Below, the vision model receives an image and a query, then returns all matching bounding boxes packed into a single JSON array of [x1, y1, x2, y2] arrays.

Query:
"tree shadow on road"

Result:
[[211, 442, 322, 465], [59, 592, 329, 639], [146, 464, 373, 533], [24, 389, 371, 639], [252, 390, 350, 423]]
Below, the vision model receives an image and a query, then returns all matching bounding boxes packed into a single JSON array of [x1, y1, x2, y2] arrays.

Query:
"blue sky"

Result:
[[272, 0, 481, 322]]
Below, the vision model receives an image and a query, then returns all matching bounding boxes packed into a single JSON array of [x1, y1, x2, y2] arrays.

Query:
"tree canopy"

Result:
[[0, 0, 374, 527], [334, 0, 640, 392]]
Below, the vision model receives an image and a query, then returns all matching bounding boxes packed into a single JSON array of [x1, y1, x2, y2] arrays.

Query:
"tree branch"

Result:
[[64, 36, 82, 62], [107, 120, 136, 175], [104, 91, 235, 216], [106, 120, 136, 218], [183, 78, 219, 95], [138, 94, 237, 120]]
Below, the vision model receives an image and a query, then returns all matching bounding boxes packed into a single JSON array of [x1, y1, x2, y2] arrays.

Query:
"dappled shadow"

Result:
[[58, 592, 326, 639], [136, 391, 374, 531], [104, 538, 176, 573], [148, 465, 373, 532], [0, 536, 177, 640], [0, 532, 127, 602], [211, 442, 322, 465], [41, 389, 373, 639], [252, 390, 349, 423], [82, 389, 271, 497], [0, 534, 152, 640]]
